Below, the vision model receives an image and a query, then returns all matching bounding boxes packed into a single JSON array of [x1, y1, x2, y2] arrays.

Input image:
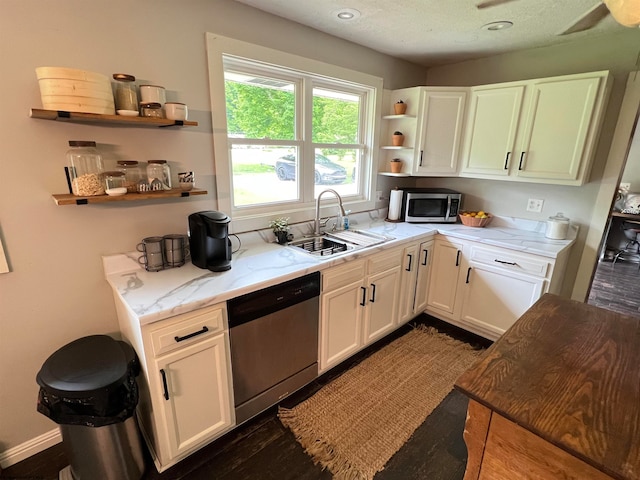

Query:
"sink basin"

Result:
[[288, 230, 393, 257]]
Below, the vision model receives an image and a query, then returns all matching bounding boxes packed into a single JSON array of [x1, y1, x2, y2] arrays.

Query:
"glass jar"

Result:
[[112, 74, 138, 113], [117, 160, 142, 193], [140, 102, 164, 118], [104, 171, 127, 196], [66, 141, 105, 196], [147, 160, 172, 190]]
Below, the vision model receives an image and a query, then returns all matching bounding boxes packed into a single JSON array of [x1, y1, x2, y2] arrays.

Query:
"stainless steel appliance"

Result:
[[402, 188, 462, 223], [227, 272, 320, 424], [188, 211, 232, 271]]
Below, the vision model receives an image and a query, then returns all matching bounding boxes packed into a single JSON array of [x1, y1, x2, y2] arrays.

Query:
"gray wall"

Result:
[[0, 0, 425, 456]]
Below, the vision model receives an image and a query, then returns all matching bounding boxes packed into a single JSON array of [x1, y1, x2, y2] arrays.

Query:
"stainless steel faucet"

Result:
[[315, 189, 347, 235]]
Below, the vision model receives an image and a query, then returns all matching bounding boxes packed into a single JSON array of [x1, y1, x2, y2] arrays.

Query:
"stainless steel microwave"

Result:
[[402, 188, 462, 223]]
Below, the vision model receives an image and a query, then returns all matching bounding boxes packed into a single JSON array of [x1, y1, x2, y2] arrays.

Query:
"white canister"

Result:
[[545, 213, 570, 240], [139, 84, 166, 105], [165, 102, 188, 121]]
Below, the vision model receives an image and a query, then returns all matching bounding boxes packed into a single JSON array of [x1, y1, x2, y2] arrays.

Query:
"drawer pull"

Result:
[[360, 286, 367, 306], [421, 249, 428, 266], [518, 152, 525, 170], [504, 151, 511, 170], [456, 250, 461, 267], [494, 259, 517, 266], [160, 369, 169, 400], [466, 267, 472, 284], [174, 326, 209, 343], [406, 254, 413, 272], [370, 283, 377, 303], [419, 150, 424, 167]]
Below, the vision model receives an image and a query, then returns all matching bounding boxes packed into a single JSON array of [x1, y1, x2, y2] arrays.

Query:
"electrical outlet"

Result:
[[527, 198, 544, 213], [376, 190, 384, 201]]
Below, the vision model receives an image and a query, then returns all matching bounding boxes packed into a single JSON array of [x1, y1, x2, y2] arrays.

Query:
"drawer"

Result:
[[470, 246, 550, 278], [368, 247, 402, 275], [149, 305, 226, 357], [322, 259, 366, 292]]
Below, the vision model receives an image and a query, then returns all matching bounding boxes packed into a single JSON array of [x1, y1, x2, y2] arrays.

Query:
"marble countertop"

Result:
[[103, 212, 576, 326]]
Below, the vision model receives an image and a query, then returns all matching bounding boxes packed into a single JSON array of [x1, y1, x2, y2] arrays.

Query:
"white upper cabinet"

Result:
[[460, 86, 525, 176], [413, 88, 467, 176], [459, 71, 612, 185]]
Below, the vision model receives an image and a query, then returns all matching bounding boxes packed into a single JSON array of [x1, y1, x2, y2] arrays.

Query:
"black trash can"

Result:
[[36, 335, 145, 480]]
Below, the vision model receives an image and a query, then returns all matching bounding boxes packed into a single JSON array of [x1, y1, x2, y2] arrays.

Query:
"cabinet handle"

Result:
[[494, 259, 517, 266], [456, 250, 461, 267], [419, 150, 424, 167], [504, 151, 511, 170], [421, 249, 428, 266], [466, 267, 472, 284], [518, 152, 525, 170], [360, 286, 367, 306], [370, 283, 377, 303], [174, 326, 209, 343], [406, 254, 413, 272], [160, 369, 170, 400]]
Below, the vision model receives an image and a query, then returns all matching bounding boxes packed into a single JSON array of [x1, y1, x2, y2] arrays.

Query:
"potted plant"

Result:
[[392, 131, 405, 147], [394, 100, 407, 115], [269, 217, 292, 244], [390, 158, 403, 173]]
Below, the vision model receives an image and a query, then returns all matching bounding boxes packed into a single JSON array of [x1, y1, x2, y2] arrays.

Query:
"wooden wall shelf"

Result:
[[30, 108, 198, 128], [52, 188, 207, 205]]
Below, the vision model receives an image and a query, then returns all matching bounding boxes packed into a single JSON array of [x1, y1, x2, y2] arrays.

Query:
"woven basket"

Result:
[[459, 213, 492, 227]]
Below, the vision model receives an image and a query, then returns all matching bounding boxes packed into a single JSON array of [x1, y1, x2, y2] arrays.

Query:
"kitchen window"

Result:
[[206, 33, 382, 233]]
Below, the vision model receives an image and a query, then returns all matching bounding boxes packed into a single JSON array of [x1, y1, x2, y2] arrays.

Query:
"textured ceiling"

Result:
[[233, 0, 632, 66]]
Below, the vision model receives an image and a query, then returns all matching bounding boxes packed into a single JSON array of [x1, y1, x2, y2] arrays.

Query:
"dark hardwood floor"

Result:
[[2, 316, 491, 480], [588, 258, 640, 318]]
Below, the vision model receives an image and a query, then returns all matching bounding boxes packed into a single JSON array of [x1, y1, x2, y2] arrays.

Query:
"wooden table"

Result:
[[455, 294, 640, 480]]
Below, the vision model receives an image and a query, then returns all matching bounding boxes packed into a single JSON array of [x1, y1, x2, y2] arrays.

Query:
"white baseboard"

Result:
[[0, 428, 61, 469]]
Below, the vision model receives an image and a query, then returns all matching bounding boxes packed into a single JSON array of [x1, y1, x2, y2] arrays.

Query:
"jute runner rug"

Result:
[[278, 325, 484, 480]]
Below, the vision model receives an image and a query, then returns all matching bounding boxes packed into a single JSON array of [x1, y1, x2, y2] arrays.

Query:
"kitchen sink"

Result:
[[288, 230, 393, 257]]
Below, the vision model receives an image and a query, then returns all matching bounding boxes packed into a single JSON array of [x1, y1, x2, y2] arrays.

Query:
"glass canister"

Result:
[[117, 160, 142, 193], [140, 102, 164, 118], [104, 171, 127, 196], [66, 141, 105, 196], [147, 160, 172, 190], [112, 74, 138, 113]]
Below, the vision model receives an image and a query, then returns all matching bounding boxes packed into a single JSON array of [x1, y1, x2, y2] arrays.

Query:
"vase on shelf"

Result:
[[394, 101, 407, 115], [392, 131, 405, 146], [390, 159, 403, 173]]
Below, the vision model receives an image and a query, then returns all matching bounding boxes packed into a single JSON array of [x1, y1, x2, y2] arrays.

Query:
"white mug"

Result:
[[165, 102, 188, 121]]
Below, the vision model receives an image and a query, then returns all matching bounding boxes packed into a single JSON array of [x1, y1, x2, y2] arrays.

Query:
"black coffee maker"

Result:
[[188, 211, 232, 272]]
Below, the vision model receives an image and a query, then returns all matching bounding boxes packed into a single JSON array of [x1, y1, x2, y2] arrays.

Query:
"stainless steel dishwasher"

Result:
[[227, 271, 320, 424]]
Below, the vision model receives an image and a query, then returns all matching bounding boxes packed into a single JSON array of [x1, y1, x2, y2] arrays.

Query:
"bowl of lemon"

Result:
[[459, 210, 492, 227]]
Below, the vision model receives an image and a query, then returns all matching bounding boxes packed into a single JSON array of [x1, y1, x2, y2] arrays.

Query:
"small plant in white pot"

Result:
[[269, 217, 292, 244]]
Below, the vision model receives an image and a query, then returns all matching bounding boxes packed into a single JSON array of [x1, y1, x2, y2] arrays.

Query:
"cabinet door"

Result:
[[398, 243, 419, 325], [459, 263, 544, 339], [413, 240, 434, 314], [363, 265, 401, 344], [427, 238, 465, 316], [516, 76, 601, 182], [413, 90, 467, 176], [154, 333, 234, 462], [319, 278, 364, 372], [460, 86, 524, 176]]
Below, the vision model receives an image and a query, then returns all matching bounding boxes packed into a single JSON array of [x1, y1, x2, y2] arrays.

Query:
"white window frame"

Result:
[[206, 33, 383, 234]]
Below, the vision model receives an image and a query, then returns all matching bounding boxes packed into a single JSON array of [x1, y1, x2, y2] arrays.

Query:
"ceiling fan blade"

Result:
[[557, 3, 610, 35], [476, 0, 518, 10]]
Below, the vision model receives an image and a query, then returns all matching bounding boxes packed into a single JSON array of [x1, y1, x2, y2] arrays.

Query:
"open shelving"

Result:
[[30, 108, 198, 128]]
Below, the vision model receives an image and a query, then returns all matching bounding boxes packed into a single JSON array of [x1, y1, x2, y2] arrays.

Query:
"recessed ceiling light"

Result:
[[334, 8, 361, 21], [481, 20, 513, 31]]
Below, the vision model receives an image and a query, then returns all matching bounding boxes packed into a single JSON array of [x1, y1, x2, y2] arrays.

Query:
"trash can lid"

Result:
[[36, 335, 135, 398]]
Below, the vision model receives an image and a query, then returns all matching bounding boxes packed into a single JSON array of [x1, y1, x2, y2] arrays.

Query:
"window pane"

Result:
[[313, 148, 359, 198], [231, 145, 298, 207], [312, 88, 360, 144], [225, 72, 295, 140]]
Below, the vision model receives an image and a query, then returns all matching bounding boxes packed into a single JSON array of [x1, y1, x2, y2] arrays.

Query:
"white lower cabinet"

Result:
[[320, 248, 401, 373], [426, 236, 567, 340], [398, 239, 433, 324], [115, 302, 235, 472]]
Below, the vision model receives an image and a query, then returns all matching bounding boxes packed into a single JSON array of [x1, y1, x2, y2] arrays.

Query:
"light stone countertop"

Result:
[[103, 210, 576, 326]]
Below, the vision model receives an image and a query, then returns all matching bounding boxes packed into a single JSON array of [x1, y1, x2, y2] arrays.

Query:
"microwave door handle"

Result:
[[446, 195, 452, 219]]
